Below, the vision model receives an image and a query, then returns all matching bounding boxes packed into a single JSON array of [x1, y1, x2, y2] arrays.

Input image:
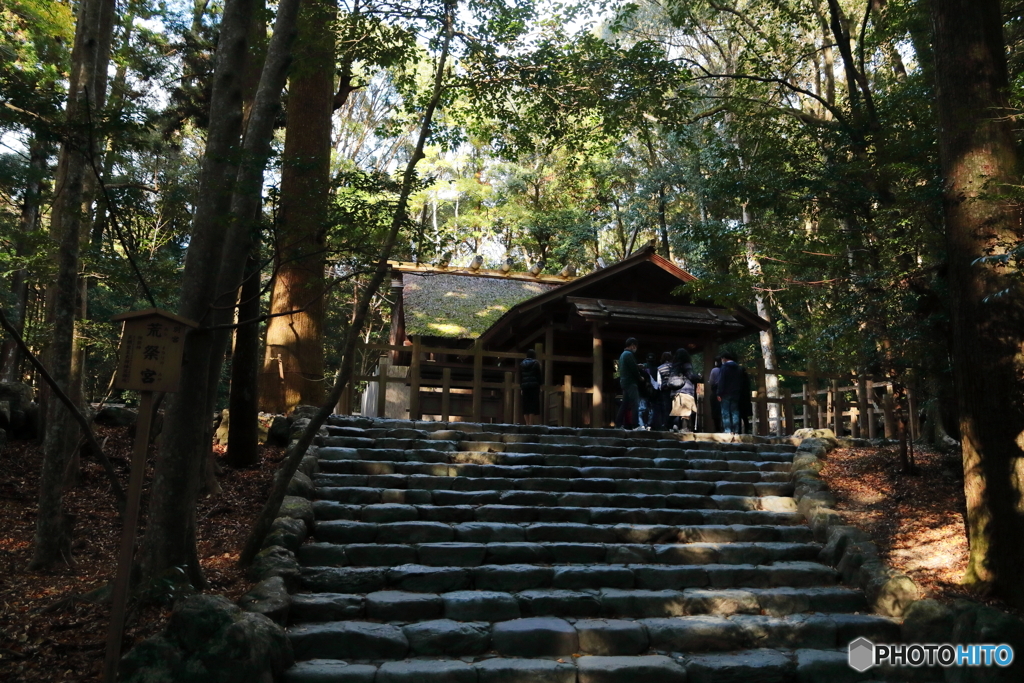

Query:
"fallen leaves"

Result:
[[0, 425, 285, 682]]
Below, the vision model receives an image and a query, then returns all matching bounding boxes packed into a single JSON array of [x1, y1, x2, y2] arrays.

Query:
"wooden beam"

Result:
[[503, 371, 513, 424], [471, 343, 483, 422], [563, 374, 572, 427], [441, 368, 451, 422]]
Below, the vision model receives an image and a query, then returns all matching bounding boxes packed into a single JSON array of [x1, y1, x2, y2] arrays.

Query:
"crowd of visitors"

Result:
[[520, 337, 755, 433]]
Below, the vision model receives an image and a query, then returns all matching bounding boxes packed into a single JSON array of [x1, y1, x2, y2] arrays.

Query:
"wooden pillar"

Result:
[[543, 329, 554, 424], [853, 376, 867, 438], [907, 379, 919, 441], [867, 381, 878, 439], [702, 337, 717, 432], [514, 360, 523, 424], [591, 322, 604, 428], [753, 351, 769, 436], [806, 363, 820, 429], [409, 338, 421, 420], [563, 374, 572, 427], [783, 388, 795, 435], [882, 384, 896, 439], [441, 368, 451, 422], [376, 355, 389, 419], [471, 343, 483, 423], [833, 379, 845, 436], [503, 371, 513, 424]]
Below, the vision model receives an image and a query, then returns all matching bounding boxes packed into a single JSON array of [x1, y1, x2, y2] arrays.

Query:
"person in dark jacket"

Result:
[[666, 348, 702, 432], [520, 349, 542, 425], [716, 351, 744, 433], [615, 338, 640, 429], [708, 355, 723, 432]]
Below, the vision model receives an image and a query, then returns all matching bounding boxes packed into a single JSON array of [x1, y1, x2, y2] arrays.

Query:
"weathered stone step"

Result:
[[315, 474, 794, 497], [314, 470, 792, 488], [311, 502, 805, 526], [287, 611, 887, 663], [298, 559, 844, 598], [285, 654, 697, 683], [314, 487, 797, 514], [316, 456, 791, 477], [458, 441, 795, 461], [293, 560, 836, 597]]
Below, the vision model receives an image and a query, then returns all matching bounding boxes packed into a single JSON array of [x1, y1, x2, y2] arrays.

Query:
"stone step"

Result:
[[311, 518, 816, 546], [314, 470, 792, 488], [316, 456, 791, 477], [294, 557, 836, 592], [311, 502, 805, 526], [287, 611, 887, 663], [314, 487, 797, 514], [298, 559, 840, 597], [314, 475, 794, 497], [457, 441, 795, 461]]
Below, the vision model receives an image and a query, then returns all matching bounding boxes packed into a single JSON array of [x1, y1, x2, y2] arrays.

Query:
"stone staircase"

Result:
[[283, 419, 903, 683]]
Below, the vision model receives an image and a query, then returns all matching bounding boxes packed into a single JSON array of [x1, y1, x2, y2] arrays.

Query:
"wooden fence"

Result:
[[341, 340, 912, 437]]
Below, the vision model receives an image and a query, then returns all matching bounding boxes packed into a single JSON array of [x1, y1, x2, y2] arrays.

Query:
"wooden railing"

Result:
[[341, 340, 912, 436]]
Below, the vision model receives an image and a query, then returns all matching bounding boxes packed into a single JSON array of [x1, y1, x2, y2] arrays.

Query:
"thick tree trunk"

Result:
[[742, 206, 782, 434], [139, 0, 257, 586], [931, 0, 1024, 607], [31, 0, 117, 570], [241, 5, 455, 565], [0, 139, 48, 382], [138, 0, 299, 586], [227, 252, 264, 467], [258, 0, 336, 414]]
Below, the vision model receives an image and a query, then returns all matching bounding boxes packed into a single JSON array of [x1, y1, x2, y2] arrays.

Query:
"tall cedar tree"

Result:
[[31, 0, 116, 569], [258, 0, 336, 414], [931, 0, 1024, 606]]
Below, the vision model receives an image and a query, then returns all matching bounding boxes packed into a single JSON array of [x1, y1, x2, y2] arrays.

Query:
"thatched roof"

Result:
[[403, 272, 557, 339]]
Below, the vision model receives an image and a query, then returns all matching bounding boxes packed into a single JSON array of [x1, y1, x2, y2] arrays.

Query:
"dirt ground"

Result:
[[0, 426, 283, 682], [819, 442, 1022, 615]]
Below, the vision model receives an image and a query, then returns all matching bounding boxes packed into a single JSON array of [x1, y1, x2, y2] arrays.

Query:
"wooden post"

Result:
[[907, 379, 919, 441], [514, 360, 523, 424], [441, 368, 451, 422], [854, 376, 867, 438], [807, 363, 821, 429], [471, 343, 483, 423], [702, 337, 717, 432], [883, 384, 896, 439], [102, 391, 153, 683], [376, 355, 389, 419], [833, 379, 845, 436], [591, 322, 604, 428], [783, 388, 795, 435], [409, 338, 421, 420], [503, 371, 513, 424], [867, 381, 878, 439], [543, 329, 554, 424], [753, 352, 769, 436], [563, 374, 572, 427]]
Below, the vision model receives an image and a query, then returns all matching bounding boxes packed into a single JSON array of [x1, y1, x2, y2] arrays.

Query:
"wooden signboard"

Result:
[[103, 309, 195, 683], [111, 308, 195, 393]]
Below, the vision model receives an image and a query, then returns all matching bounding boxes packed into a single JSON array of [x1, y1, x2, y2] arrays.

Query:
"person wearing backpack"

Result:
[[666, 348, 702, 432]]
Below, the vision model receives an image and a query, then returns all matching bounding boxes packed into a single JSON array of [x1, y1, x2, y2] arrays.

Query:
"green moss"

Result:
[[403, 273, 556, 338]]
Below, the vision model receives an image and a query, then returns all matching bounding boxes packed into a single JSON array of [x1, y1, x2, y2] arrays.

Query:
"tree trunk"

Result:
[[139, 0, 258, 586], [227, 251, 263, 467], [31, 0, 117, 570], [742, 210, 782, 435], [931, 0, 1024, 607], [241, 3, 455, 565], [0, 139, 48, 382], [258, 0, 336, 414]]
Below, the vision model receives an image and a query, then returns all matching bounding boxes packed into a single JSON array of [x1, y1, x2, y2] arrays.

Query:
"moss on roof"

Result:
[[403, 273, 557, 339]]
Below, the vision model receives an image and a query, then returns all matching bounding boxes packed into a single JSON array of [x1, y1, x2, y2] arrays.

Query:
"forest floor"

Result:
[[820, 442, 1021, 615], [0, 425, 283, 683]]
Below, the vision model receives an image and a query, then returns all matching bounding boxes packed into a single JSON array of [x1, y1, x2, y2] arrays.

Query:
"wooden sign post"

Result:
[[102, 309, 196, 683]]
